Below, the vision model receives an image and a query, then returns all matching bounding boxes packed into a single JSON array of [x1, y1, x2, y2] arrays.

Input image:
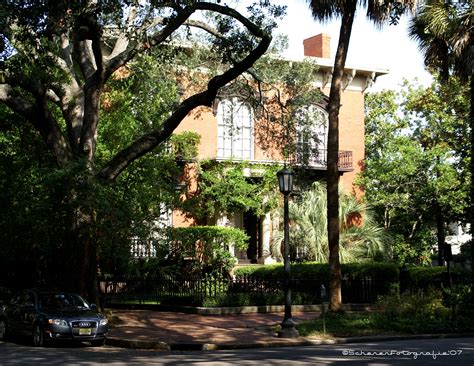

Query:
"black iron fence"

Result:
[[99, 274, 389, 307]]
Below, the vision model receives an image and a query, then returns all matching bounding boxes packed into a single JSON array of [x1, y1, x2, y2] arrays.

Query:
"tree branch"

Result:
[[104, 6, 194, 81], [0, 84, 73, 166], [59, 32, 81, 86], [98, 16, 272, 182], [104, 2, 267, 83], [0, 85, 37, 120]]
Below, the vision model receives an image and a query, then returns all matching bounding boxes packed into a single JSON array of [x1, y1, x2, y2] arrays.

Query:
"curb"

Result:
[[106, 337, 171, 350], [106, 333, 474, 351], [105, 337, 329, 351]]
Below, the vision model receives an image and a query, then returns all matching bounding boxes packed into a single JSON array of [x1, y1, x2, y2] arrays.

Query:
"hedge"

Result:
[[233, 263, 471, 292], [406, 266, 470, 289], [233, 262, 399, 283]]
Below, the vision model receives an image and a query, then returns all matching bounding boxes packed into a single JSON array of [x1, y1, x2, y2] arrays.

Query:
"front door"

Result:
[[243, 211, 261, 264]]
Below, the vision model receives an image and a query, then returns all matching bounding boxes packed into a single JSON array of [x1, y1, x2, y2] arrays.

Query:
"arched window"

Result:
[[296, 105, 328, 166], [217, 98, 253, 160]]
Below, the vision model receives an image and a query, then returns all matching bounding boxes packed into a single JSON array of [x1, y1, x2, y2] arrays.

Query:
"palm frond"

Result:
[[307, 0, 347, 22], [306, 0, 418, 25], [409, 0, 473, 79], [272, 182, 389, 263]]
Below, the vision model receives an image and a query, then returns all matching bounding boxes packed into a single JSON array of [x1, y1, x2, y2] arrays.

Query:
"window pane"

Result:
[[296, 106, 328, 165], [216, 99, 253, 159]]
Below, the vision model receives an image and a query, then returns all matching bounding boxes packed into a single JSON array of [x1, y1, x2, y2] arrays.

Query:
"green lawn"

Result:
[[296, 311, 474, 339], [297, 312, 389, 338]]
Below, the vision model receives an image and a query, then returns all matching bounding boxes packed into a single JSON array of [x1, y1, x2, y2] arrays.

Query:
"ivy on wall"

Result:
[[182, 160, 280, 222], [169, 132, 201, 162]]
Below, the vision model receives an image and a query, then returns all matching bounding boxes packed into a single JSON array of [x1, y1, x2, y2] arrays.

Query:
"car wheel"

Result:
[[32, 324, 46, 347], [91, 338, 105, 347]]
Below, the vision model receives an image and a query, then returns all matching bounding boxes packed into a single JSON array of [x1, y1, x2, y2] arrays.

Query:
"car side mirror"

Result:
[[90, 303, 97, 310]]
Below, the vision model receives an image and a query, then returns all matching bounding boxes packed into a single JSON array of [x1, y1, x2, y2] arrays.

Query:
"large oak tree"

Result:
[[0, 0, 282, 301]]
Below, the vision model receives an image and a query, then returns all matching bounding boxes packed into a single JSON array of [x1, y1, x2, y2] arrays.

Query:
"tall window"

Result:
[[217, 98, 253, 160], [296, 105, 328, 166]]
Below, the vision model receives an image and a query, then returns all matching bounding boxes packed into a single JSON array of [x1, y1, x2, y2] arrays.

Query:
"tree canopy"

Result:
[[0, 0, 285, 299], [357, 78, 470, 265]]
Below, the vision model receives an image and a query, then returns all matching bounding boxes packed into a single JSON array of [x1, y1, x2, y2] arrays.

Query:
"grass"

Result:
[[297, 312, 391, 339], [296, 311, 474, 339]]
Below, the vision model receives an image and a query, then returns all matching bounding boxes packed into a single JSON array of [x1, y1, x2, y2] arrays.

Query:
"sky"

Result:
[[233, 1, 434, 92]]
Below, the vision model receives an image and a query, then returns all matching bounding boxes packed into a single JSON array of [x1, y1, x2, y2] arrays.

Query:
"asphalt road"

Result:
[[0, 337, 473, 365]]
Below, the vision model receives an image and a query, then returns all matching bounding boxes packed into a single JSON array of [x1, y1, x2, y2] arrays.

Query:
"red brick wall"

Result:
[[174, 106, 217, 160], [303, 34, 331, 59], [176, 89, 365, 190], [339, 90, 365, 193]]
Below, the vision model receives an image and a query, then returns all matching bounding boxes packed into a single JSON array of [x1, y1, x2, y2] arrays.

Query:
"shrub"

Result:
[[445, 284, 473, 317], [374, 288, 462, 333], [163, 226, 249, 273], [406, 266, 469, 291]]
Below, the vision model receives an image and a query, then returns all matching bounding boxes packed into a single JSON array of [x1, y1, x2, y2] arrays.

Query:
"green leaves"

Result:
[[163, 225, 250, 272], [358, 78, 470, 264], [271, 182, 389, 263], [184, 161, 279, 220], [409, 0, 472, 80]]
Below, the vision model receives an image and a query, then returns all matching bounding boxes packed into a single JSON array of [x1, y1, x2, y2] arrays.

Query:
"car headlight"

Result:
[[48, 319, 68, 326], [99, 318, 108, 326]]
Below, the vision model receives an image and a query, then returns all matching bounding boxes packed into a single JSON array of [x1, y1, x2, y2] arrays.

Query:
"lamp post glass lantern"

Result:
[[276, 167, 299, 338], [277, 167, 293, 194]]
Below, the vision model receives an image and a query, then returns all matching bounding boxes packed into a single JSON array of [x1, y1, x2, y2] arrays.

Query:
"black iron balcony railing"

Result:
[[295, 149, 353, 170]]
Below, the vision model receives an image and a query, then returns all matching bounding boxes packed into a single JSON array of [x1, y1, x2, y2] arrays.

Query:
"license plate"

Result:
[[79, 328, 91, 335]]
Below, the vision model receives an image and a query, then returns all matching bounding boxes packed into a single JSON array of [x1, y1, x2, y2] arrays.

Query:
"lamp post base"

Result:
[[277, 327, 300, 338], [278, 318, 300, 338]]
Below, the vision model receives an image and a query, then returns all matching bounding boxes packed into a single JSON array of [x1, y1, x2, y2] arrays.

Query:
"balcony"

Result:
[[213, 150, 353, 172], [295, 149, 353, 171]]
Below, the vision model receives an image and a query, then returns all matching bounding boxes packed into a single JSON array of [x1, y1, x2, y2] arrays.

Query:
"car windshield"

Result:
[[38, 293, 90, 310]]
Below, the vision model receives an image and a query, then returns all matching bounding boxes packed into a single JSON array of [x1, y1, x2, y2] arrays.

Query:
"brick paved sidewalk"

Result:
[[106, 309, 319, 349], [104, 309, 474, 351]]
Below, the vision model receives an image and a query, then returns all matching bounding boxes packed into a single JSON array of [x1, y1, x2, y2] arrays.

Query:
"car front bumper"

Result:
[[44, 323, 108, 341]]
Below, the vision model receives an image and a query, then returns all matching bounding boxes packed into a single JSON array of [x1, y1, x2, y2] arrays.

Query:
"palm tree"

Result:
[[409, 0, 473, 297], [306, 0, 417, 311], [271, 182, 389, 263], [409, 1, 472, 81]]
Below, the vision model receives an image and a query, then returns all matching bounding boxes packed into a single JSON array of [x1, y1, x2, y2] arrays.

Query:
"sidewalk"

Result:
[[104, 309, 474, 351], [105, 309, 322, 350]]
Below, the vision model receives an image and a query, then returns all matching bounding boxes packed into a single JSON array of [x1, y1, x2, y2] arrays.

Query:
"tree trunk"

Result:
[[435, 159, 445, 267], [327, 3, 356, 312], [470, 76, 474, 302], [77, 210, 99, 306], [436, 202, 445, 266]]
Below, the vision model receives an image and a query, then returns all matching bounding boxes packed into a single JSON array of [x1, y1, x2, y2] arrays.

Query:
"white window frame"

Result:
[[217, 98, 254, 160], [296, 105, 328, 166]]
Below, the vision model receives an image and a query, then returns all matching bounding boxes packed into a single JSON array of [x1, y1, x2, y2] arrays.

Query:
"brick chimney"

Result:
[[303, 34, 331, 58]]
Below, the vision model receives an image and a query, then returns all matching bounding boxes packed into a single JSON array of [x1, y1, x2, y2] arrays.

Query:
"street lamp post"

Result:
[[277, 167, 299, 338]]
